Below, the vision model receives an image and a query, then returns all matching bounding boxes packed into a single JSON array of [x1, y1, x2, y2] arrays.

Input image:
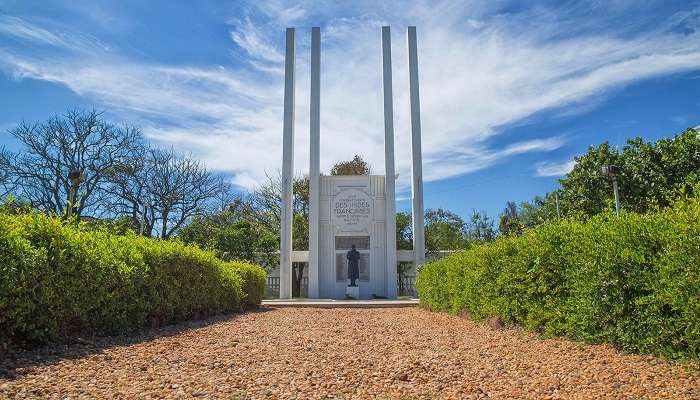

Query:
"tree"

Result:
[[398, 208, 474, 253], [518, 192, 558, 227], [395, 211, 414, 285], [500, 128, 700, 231], [248, 173, 309, 249], [620, 129, 700, 212], [81, 215, 140, 235], [559, 141, 620, 218], [102, 146, 150, 232], [330, 154, 371, 175], [424, 208, 467, 251], [248, 173, 310, 296], [498, 201, 524, 236], [559, 128, 700, 217], [465, 210, 495, 242], [145, 148, 225, 238], [179, 203, 277, 267], [0, 154, 12, 198], [498, 194, 559, 236], [2, 109, 143, 218], [396, 211, 413, 250], [106, 148, 226, 238]]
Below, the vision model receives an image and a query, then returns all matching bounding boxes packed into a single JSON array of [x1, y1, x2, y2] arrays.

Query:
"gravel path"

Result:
[[1, 307, 698, 399]]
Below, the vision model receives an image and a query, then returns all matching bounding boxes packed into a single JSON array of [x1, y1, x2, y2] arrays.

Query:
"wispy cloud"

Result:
[[0, 14, 107, 52], [0, 15, 68, 47], [424, 136, 567, 182], [535, 160, 576, 177], [1, 2, 700, 192], [229, 17, 285, 65]]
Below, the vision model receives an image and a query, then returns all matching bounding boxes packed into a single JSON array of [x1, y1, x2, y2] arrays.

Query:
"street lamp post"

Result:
[[601, 165, 621, 216], [67, 169, 82, 219]]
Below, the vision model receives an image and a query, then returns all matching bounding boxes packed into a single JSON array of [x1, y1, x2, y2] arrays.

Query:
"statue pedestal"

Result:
[[345, 285, 360, 300]]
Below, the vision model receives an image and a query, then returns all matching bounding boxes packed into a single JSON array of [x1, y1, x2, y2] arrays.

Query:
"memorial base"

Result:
[[346, 285, 360, 300]]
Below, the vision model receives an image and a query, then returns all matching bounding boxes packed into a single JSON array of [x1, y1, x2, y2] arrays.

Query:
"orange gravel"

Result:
[[1, 307, 698, 399]]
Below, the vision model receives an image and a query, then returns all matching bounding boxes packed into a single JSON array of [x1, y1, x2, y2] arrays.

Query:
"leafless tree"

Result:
[[0, 152, 14, 198], [2, 109, 143, 217], [149, 149, 228, 238], [102, 146, 151, 232], [248, 171, 310, 296], [213, 180, 240, 213], [106, 147, 225, 238], [247, 171, 310, 231], [247, 172, 283, 232]]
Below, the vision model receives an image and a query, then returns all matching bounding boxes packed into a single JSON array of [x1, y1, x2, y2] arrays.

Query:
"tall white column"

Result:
[[280, 27, 295, 299], [308, 27, 321, 299], [381, 26, 398, 299], [407, 26, 425, 268]]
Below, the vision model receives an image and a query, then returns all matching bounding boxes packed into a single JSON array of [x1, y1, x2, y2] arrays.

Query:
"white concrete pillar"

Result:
[[407, 26, 425, 267], [308, 27, 321, 299], [280, 27, 295, 299], [381, 26, 398, 299]]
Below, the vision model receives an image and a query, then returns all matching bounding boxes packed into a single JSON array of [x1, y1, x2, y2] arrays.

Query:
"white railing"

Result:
[[269, 249, 454, 263], [263, 250, 456, 298]]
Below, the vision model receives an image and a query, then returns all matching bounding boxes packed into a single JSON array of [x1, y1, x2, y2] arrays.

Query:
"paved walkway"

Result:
[[262, 298, 419, 308], [1, 307, 698, 399]]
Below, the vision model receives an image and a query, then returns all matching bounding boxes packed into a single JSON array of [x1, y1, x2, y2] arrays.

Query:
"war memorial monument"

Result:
[[278, 26, 425, 299]]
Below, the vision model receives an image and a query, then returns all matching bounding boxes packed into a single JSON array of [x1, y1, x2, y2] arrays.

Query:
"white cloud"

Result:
[[424, 136, 567, 182], [0, 14, 107, 52], [1, 2, 700, 192], [0, 15, 68, 47], [535, 160, 576, 177], [229, 18, 285, 65]]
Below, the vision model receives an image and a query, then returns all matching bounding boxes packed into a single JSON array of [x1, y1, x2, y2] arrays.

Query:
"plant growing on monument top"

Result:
[[330, 154, 371, 176]]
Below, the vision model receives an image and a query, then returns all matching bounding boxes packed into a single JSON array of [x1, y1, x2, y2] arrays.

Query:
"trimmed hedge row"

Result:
[[0, 212, 266, 347], [417, 198, 700, 359]]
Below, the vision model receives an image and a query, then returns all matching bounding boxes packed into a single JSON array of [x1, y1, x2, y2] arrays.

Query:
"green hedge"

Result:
[[417, 198, 700, 359], [0, 212, 266, 347]]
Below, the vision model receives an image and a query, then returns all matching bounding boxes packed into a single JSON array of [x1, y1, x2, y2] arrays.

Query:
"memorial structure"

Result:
[[279, 26, 425, 299]]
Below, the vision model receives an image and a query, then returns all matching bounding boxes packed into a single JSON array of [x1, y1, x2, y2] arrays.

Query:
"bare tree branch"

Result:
[[3, 109, 143, 217]]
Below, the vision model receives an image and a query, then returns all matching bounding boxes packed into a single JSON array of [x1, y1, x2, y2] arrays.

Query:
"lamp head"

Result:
[[600, 165, 621, 178]]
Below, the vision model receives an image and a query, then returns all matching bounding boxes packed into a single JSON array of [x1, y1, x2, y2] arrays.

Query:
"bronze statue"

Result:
[[346, 245, 360, 287]]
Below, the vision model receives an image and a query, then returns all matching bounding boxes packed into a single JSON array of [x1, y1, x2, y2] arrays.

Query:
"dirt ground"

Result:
[[1, 307, 698, 399]]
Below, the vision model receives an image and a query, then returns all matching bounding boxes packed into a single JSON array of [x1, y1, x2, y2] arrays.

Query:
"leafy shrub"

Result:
[[0, 212, 266, 347], [417, 197, 700, 359]]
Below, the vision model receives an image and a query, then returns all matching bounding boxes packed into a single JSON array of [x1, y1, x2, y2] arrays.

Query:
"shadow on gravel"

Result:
[[0, 308, 272, 380]]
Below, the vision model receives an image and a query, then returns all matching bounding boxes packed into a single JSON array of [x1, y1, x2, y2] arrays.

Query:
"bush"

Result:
[[417, 197, 700, 359], [0, 212, 266, 347]]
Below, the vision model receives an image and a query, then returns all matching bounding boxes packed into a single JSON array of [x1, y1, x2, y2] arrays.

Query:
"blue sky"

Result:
[[1, 0, 699, 221]]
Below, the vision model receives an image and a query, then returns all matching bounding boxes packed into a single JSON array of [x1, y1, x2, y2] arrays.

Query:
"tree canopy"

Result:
[[1, 109, 230, 237], [178, 200, 277, 267], [499, 127, 700, 235], [1, 109, 142, 218]]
